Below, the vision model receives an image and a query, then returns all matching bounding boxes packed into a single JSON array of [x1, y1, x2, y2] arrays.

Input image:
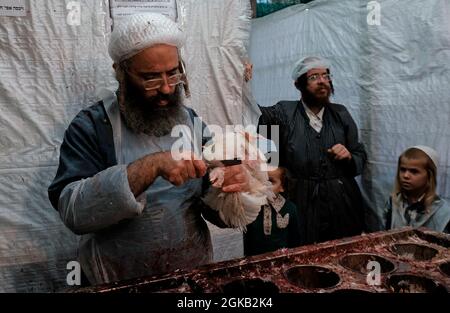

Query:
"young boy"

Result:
[[384, 146, 450, 233], [243, 167, 302, 256]]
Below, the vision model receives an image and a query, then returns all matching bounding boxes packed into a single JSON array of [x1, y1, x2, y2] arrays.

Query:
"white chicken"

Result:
[[202, 131, 275, 231]]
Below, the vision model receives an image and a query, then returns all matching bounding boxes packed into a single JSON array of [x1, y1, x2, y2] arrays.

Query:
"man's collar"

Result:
[[301, 99, 324, 120]]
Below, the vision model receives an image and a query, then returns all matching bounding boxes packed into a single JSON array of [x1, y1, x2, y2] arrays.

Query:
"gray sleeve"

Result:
[[258, 104, 285, 127], [58, 164, 145, 235]]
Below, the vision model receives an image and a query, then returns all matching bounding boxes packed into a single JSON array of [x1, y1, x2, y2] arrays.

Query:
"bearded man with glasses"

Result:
[[48, 13, 250, 286], [259, 56, 367, 245]]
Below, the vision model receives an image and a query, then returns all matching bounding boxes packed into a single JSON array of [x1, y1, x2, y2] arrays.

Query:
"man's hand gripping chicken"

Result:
[[202, 131, 275, 230]]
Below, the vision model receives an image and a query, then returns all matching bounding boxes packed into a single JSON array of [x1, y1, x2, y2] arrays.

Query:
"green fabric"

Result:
[[256, 1, 314, 18]]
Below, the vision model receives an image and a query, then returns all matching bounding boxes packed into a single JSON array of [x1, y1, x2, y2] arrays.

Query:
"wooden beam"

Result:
[[250, 0, 257, 18]]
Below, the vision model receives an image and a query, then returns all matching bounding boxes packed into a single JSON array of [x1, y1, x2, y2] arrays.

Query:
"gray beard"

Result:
[[120, 86, 186, 137]]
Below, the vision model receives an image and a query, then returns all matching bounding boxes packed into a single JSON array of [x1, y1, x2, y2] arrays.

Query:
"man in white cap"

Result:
[[259, 56, 367, 244], [48, 13, 250, 285]]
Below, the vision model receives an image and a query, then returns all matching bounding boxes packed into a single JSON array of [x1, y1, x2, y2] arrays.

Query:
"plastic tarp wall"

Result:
[[0, 0, 253, 292], [0, 1, 116, 292], [180, 0, 257, 126], [249, 0, 450, 228]]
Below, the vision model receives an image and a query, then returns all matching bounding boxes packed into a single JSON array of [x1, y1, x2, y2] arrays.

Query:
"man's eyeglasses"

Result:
[[307, 73, 332, 82], [142, 72, 186, 91]]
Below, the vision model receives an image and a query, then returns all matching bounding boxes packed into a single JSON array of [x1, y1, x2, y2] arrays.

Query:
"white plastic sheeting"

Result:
[[0, 1, 116, 292], [249, 0, 450, 227], [179, 0, 259, 126], [0, 0, 253, 291]]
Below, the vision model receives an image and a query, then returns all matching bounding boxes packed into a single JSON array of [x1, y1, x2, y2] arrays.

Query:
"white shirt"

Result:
[[302, 100, 324, 133]]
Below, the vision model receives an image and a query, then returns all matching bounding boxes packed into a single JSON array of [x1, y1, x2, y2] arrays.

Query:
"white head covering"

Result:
[[410, 145, 439, 168], [108, 13, 185, 64], [291, 56, 331, 81]]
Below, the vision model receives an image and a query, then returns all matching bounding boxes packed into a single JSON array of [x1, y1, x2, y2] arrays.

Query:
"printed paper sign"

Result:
[[110, 0, 177, 22], [0, 0, 26, 17]]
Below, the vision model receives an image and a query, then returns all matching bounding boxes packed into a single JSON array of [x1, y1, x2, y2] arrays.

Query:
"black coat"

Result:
[[259, 101, 367, 244]]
